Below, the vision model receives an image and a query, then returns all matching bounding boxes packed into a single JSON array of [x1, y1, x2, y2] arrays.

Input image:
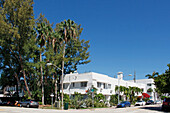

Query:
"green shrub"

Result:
[[39, 102, 42, 105], [161, 96, 169, 100], [84, 98, 92, 107]]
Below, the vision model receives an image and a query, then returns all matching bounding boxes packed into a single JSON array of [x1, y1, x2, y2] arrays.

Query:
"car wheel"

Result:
[[27, 104, 30, 108]]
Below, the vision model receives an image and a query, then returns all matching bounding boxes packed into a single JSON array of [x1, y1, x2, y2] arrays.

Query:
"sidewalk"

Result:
[[39, 105, 135, 111]]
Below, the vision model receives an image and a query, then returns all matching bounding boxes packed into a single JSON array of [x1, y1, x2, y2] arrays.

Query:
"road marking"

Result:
[[130, 107, 139, 110], [0, 109, 5, 111]]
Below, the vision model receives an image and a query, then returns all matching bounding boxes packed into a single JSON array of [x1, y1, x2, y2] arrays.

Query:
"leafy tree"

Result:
[[0, 0, 35, 97], [0, 0, 91, 105], [146, 64, 170, 96]]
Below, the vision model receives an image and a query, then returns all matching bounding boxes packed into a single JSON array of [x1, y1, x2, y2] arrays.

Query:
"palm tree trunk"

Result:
[[40, 51, 44, 105], [61, 43, 65, 109]]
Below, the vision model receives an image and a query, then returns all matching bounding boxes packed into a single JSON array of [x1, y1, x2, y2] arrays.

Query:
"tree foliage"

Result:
[[0, 0, 90, 103], [146, 64, 170, 95], [115, 85, 143, 102]]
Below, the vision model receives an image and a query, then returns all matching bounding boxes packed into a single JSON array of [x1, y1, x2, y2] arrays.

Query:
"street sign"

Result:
[[91, 89, 94, 92]]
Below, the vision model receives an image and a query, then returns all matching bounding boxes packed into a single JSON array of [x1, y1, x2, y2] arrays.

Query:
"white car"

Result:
[[135, 101, 146, 106], [154, 100, 161, 104]]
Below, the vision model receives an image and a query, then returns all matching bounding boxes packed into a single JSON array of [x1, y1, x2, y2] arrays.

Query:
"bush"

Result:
[[84, 98, 92, 107], [110, 94, 118, 104], [64, 94, 70, 103], [143, 98, 150, 102], [39, 102, 42, 105], [161, 96, 169, 100]]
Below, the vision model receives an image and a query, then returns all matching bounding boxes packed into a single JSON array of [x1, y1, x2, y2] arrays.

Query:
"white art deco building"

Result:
[[63, 72, 158, 101]]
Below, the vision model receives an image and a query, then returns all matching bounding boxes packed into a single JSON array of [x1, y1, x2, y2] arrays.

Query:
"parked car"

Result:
[[117, 101, 131, 108], [1, 101, 12, 106], [135, 100, 146, 106], [0, 99, 2, 105], [146, 100, 154, 105], [20, 99, 39, 108], [155, 100, 161, 104], [162, 98, 170, 111]]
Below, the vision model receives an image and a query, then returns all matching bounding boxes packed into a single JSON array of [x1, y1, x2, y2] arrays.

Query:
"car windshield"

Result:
[[138, 101, 142, 102], [121, 101, 127, 104]]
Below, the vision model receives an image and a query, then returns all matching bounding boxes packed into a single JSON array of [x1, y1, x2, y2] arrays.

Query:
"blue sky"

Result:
[[33, 0, 170, 80]]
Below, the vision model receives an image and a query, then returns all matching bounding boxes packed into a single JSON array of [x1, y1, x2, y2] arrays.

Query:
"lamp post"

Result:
[[47, 63, 63, 110], [117, 72, 132, 104], [50, 93, 54, 108]]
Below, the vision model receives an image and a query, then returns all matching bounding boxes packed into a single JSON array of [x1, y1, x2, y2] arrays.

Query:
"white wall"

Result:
[[129, 79, 158, 101], [62, 72, 148, 101]]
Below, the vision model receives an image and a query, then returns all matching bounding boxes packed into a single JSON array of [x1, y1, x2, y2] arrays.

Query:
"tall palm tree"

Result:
[[36, 14, 52, 105], [58, 19, 81, 109]]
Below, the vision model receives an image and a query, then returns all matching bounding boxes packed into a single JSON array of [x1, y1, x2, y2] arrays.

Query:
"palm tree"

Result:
[[124, 87, 130, 100], [115, 85, 119, 93], [58, 19, 81, 109], [145, 71, 159, 79], [36, 14, 52, 105]]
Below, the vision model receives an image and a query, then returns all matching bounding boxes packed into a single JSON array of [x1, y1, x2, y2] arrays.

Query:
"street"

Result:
[[0, 104, 168, 113]]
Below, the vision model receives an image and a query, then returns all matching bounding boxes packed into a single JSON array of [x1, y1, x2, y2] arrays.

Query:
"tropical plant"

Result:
[[64, 94, 70, 103], [70, 92, 83, 109], [110, 94, 118, 105], [95, 93, 105, 102], [147, 88, 153, 92], [146, 64, 170, 95]]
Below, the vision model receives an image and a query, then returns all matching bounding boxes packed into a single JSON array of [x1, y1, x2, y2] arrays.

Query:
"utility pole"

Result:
[[134, 70, 136, 83]]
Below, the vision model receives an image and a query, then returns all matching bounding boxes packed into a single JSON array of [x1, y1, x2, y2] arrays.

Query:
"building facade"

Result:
[[129, 79, 158, 101], [63, 72, 157, 101]]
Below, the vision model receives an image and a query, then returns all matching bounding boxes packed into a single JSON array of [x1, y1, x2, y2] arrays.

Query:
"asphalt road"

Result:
[[0, 104, 169, 113]]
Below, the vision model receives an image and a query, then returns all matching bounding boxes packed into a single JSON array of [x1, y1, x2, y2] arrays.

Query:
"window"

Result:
[[72, 83, 75, 87], [63, 83, 68, 89], [81, 82, 87, 87], [147, 83, 152, 86], [108, 84, 111, 89], [97, 82, 102, 88], [103, 83, 107, 89]]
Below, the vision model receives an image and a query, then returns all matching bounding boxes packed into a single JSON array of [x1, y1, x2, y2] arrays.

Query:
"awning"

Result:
[[138, 96, 142, 98], [142, 93, 150, 98]]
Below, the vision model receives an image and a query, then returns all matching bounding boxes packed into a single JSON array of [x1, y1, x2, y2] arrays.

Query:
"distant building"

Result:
[[0, 85, 24, 97], [62, 72, 158, 101], [128, 79, 158, 101]]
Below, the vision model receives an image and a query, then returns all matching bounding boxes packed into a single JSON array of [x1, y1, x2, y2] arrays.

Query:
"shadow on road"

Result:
[[139, 106, 170, 112]]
